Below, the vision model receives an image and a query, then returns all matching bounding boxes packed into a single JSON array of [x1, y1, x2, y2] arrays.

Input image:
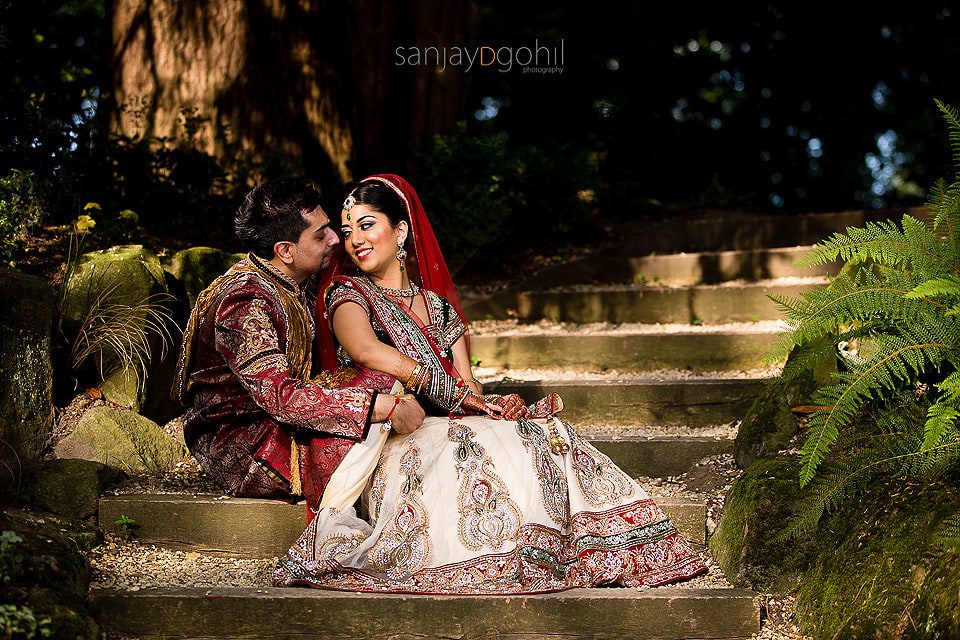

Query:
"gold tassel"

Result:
[[290, 430, 302, 496]]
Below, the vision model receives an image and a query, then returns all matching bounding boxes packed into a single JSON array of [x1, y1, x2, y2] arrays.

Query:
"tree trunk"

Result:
[[109, 0, 475, 186]]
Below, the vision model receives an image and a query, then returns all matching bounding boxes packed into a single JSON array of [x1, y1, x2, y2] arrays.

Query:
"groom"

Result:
[[173, 178, 425, 505]]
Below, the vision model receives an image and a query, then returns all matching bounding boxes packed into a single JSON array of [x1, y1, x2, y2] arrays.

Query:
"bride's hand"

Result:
[[496, 394, 531, 421], [461, 391, 504, 419]]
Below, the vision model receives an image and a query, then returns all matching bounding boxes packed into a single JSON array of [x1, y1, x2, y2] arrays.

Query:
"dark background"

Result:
[[2, 0, 958, 274]]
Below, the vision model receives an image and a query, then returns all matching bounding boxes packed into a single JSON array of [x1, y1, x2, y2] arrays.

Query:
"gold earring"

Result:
[[397, 238, 407, 272]]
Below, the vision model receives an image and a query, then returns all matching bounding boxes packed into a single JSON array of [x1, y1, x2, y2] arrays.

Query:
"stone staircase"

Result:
[[88, 210, 863, 639]]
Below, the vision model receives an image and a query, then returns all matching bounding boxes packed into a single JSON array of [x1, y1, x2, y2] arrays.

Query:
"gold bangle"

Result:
[[404, 363, 423, 390]]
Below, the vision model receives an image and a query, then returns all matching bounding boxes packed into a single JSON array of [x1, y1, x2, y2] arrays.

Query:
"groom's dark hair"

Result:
[[235, 178, 323, 257]]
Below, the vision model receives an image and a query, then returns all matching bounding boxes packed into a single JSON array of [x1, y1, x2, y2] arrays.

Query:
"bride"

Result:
[[273, 174, 707, 594]]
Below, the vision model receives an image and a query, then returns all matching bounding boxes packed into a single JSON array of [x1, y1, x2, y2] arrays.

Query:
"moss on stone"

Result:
[[796, 480, 960, 639], [0, 268, 55, 490], [0, 508, 99, 639], [709, 456, 813, 594], [28, 459, 126, 521], [60, 245, 171, 412], [163, 246, 244, 308], [54, 405, 185, 475]]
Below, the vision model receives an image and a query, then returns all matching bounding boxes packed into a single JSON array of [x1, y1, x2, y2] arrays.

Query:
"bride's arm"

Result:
[[332, 301, 418, 381], [450, 335, 482, 395], [333, 302, 499, 416]]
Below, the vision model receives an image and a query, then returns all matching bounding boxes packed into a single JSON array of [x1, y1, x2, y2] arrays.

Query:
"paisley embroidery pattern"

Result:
[[235, 298, 281, 371], [367, 445, 432, 579], [368, 461, 388, 520], [314, 533, 365, 569], [515, 418, 569, 526], [561, 419, 636, 507], [448, 422, 521, 550]]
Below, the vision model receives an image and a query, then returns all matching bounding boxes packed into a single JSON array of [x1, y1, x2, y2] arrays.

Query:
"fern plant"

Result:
[[771, 99, 960, 537]]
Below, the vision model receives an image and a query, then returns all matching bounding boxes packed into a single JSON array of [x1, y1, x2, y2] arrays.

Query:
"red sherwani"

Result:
[[174, 253, 391, 504]]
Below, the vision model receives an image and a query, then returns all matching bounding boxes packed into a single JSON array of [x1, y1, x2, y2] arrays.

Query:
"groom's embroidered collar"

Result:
[[248, 252, 300, 294]]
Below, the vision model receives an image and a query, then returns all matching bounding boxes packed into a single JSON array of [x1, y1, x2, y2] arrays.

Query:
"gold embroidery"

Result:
[[562, 419, 636, 507], [368, 445, 432, 579], [236, 298, 279, 367], [448, 421, 522, 550], [315, 533, 365, 569], [515, 418, 570, 526], [368, 461, 388, 521]]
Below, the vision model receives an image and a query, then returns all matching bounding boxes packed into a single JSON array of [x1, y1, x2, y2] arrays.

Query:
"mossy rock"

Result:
[[0, 267, 55, 489], [53, 405, 185, 475], [796, 480, 960, 639], [163, 246, 245, 308], [28, 458, 127, 521], [0, 508, 99, 639], [60, 245, 174, 413], [734, 345, 830, 468], [709, 455, 813, 593]]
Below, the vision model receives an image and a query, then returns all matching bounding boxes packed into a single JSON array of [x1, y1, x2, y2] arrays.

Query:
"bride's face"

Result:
[[340, 204, 407, 276]]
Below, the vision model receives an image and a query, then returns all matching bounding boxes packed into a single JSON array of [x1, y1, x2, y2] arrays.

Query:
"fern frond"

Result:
[[794, 216, 950, 275], [921, 402, 960, 451], [933, 512, 960, 552], [936, 98, 960, 178], [906, 276, 960, 300], [937, 371, 960, 403]]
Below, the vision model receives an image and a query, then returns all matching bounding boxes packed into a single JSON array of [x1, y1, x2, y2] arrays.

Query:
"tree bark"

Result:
[[109, 0, 475, 186]]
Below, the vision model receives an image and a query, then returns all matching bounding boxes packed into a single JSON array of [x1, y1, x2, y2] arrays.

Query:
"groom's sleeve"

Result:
[[213, 287, 375, 441]]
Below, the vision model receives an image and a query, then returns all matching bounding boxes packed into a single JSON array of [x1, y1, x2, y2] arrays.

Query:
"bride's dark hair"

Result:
[[347, 180, 409, 227]]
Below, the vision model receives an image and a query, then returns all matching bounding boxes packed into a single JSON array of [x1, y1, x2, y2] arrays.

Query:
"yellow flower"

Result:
[[83, 202, 102, 212], [75, 215, 96, 233], [118, 209, 139, 224]]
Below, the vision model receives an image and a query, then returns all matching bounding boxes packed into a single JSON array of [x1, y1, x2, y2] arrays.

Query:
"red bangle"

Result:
[[385, 396, 402, 421]]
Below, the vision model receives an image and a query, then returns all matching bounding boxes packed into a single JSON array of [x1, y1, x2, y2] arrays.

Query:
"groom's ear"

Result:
[[273, 240, 296, 265]]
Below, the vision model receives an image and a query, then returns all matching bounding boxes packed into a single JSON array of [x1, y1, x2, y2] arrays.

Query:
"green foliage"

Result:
[[775, 101, 960, 538], [113, 514, 137, 541], [0, 171, 47, 263], [0, 531, 24, 586], [414, 123, 598, 273], [0, 605, 52, 639]]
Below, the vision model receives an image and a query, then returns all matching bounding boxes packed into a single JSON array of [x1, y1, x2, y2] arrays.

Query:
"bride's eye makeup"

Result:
[[342, 216, 378, 240]]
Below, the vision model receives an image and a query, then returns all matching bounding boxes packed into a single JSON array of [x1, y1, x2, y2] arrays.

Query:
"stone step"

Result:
[[628, 207, 926, 254], [90, 586, 761, 639], [471, 330, 777, 372], [98, 492, 708, 557], [465, 279, 823, 324], [487, 378, 763, 426], [592, 436, 732, 480], [521, 245, 837, 288]]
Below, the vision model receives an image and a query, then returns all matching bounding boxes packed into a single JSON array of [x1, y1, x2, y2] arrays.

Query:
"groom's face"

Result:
[[290, 206, 339, 275]]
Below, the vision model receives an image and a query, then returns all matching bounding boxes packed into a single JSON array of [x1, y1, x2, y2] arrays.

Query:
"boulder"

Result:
[[163, 246, 244, 308], [734, 346, 828, 468], [0, 508, 99, 639], [54, 405, 185, 475], [60, 245, 174, 413], [709, 456, 813, 594], [796, 480, 960, 638], [28, 458, 127, 521], [0, 267, 55, 491]]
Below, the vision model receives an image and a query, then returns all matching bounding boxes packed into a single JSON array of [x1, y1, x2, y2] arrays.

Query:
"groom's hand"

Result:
[[373, 393, 425, 435], [389, 395, 425, 434]]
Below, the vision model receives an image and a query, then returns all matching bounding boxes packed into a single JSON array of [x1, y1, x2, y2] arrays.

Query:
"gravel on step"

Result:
[[470, 318, 790, 336], [540, 275, 828, 293], [578, 421, 739, 439], [86, 538, 278, 590], [475, 365, 781, 381]]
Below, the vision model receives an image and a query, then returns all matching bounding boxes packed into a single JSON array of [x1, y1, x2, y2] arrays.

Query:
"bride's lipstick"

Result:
[[355, 247, 373, 260]]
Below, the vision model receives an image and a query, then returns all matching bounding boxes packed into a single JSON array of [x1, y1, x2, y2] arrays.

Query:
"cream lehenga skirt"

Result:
[[273, 410, 707, 595]]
